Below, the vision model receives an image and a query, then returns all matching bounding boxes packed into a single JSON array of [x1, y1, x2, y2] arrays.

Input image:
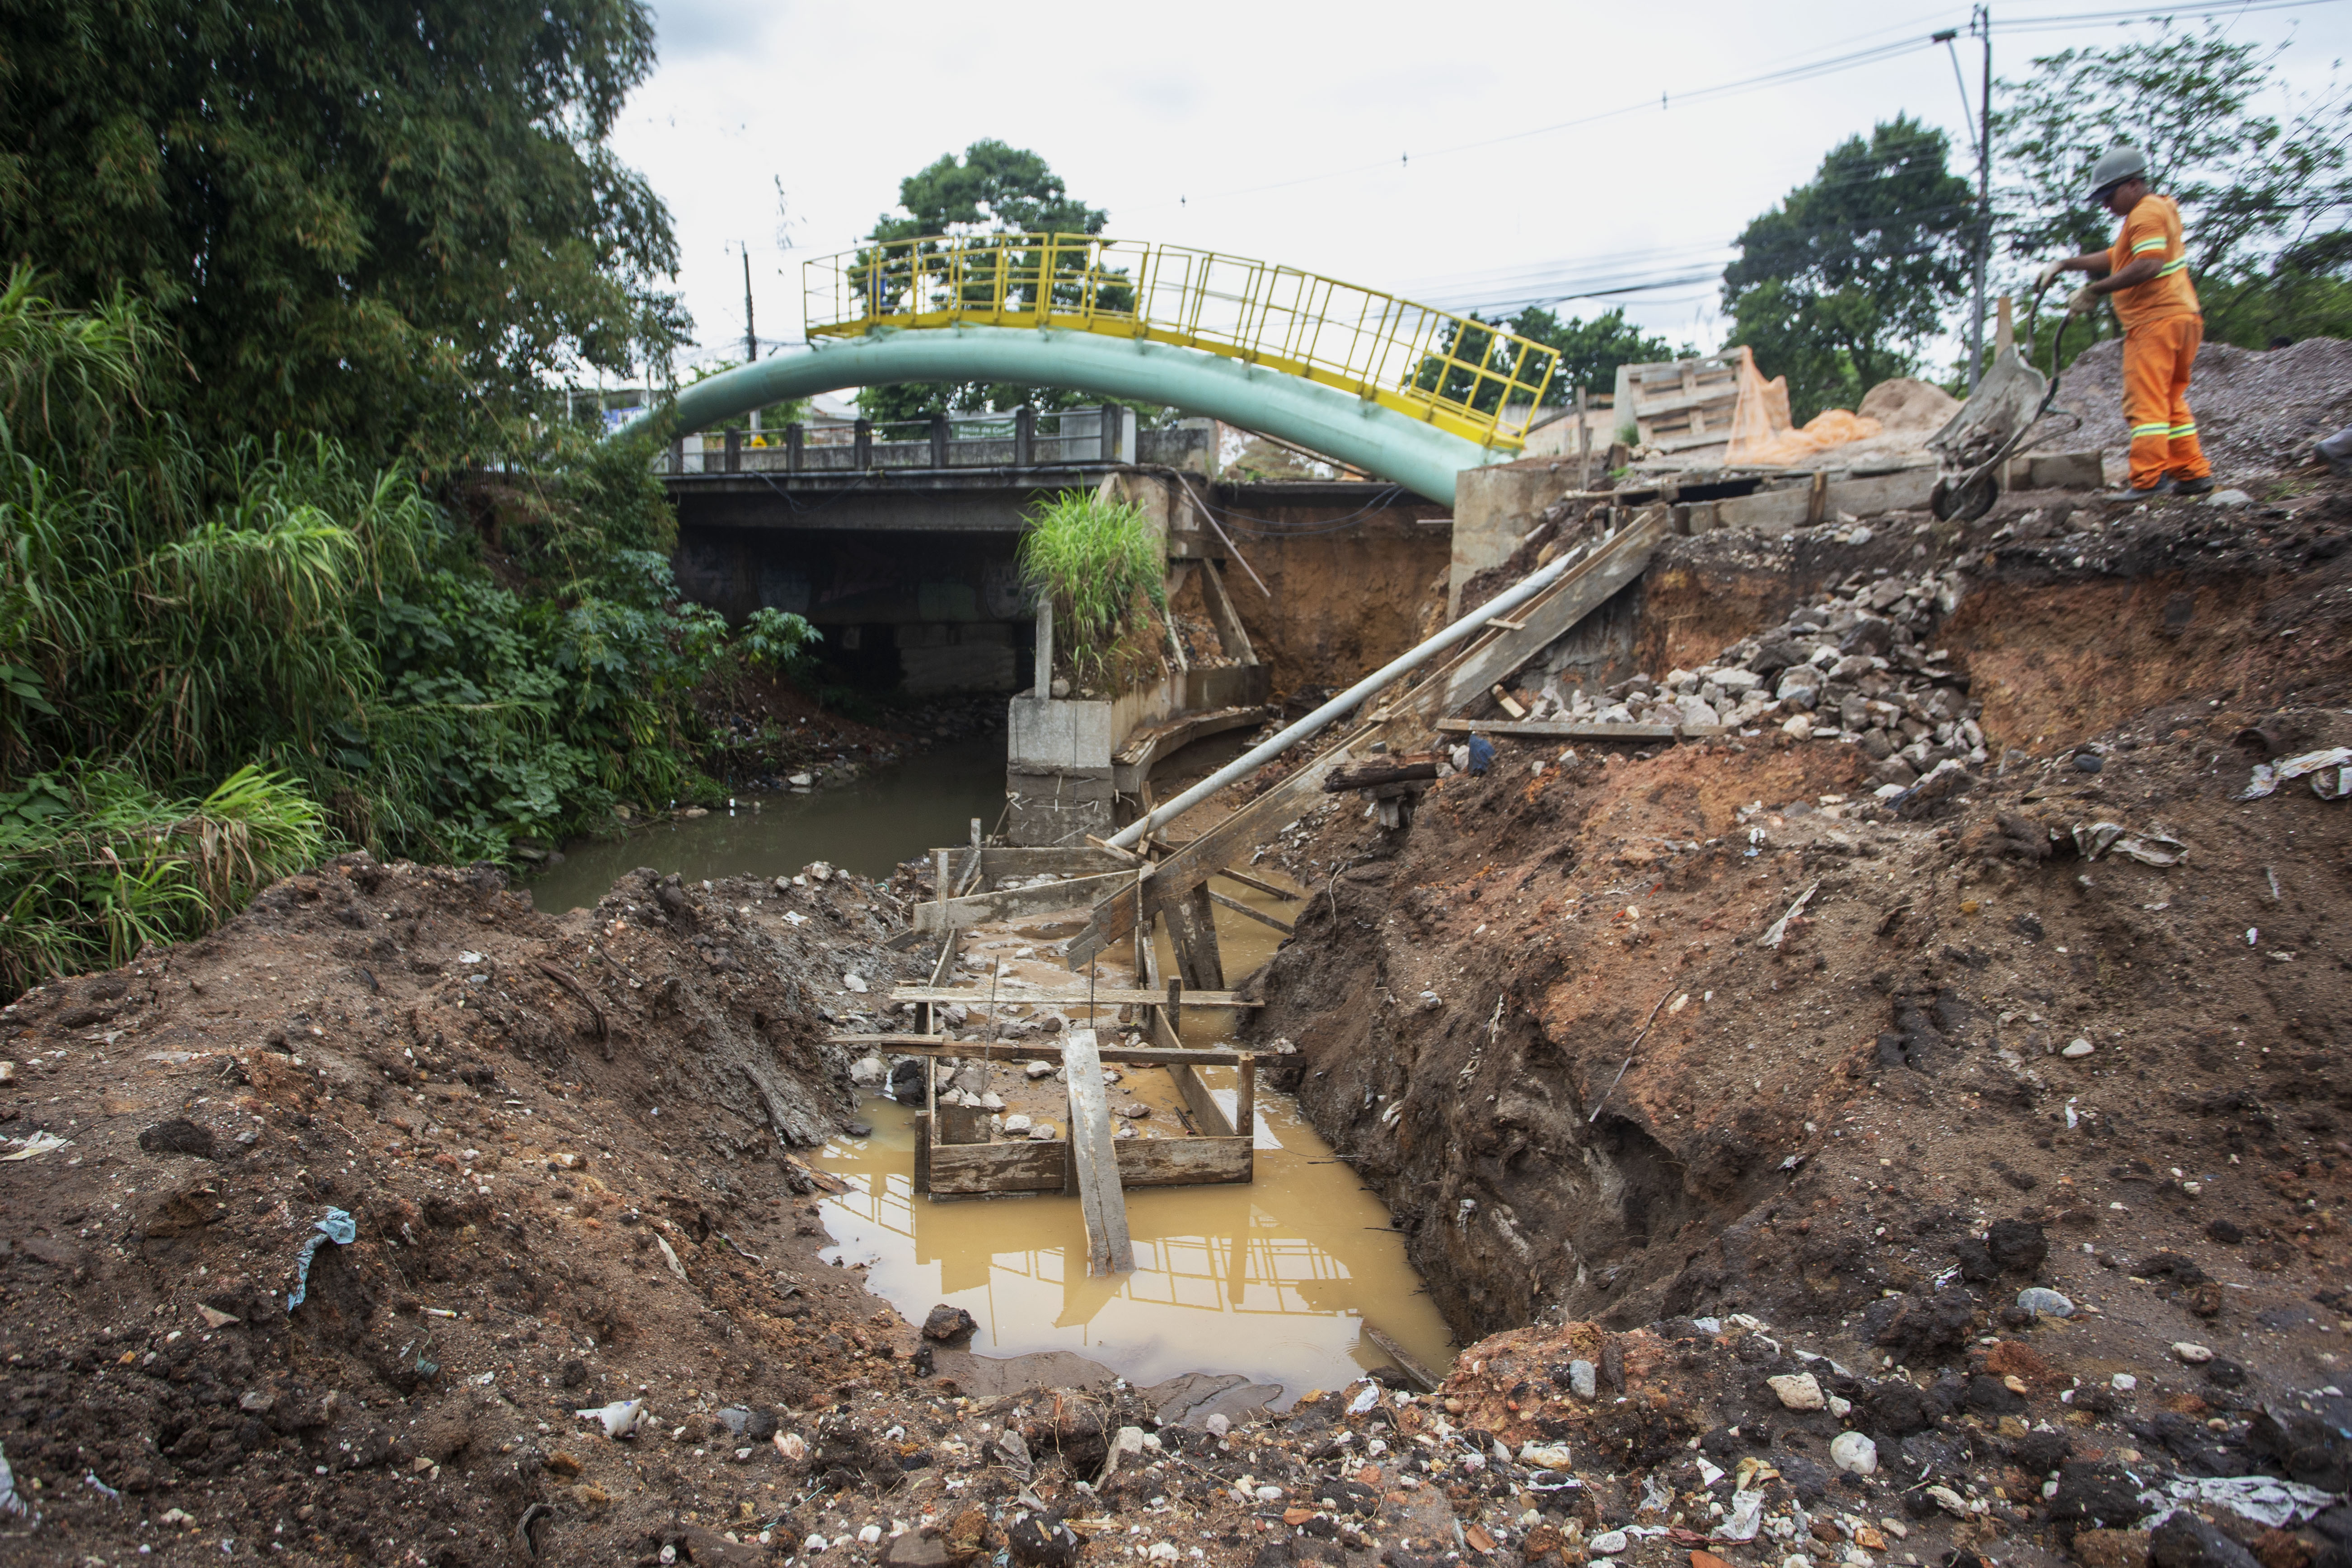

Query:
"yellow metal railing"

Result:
[[804, 233, 1558, 450]]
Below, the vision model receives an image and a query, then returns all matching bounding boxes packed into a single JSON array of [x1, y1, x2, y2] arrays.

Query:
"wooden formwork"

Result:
[[909, 1042, 1255, 1201]]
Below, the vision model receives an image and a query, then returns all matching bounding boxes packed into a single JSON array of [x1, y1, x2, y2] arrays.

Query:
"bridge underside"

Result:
[[669, 468, 1452, 699]]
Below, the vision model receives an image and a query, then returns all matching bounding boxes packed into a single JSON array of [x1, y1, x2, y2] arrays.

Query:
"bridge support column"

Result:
[[1014, 406, 1034, 468], [724, 428, 742, 474], [853, 418, 872, 470], [785, 422, 804, 473], [930, 413, 950, 469]]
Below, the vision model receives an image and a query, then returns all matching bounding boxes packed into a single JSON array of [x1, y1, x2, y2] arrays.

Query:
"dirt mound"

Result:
[[2052, 335, 2352, 477], [0, 854, 928, 1561], [1857, 376, 1962, 433]]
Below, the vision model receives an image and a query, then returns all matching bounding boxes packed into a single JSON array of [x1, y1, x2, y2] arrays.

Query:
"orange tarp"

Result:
[[1722, 346, 1882, 466]]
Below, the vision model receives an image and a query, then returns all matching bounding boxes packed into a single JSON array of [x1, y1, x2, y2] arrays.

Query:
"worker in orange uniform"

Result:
[[2037, 146, 2214, 499]]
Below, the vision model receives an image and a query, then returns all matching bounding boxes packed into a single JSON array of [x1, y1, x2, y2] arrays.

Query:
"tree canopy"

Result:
[[1994, 26, 2352, 358], [1723, 116, 1976, 421], [0, 0, 688, 471], [1504, 307, 1679, 406], [859, 141, 1115, 423], [870, 140, 1108, 245]]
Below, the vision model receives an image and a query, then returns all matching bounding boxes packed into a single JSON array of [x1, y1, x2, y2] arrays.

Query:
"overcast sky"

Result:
[[610, 0, 2350, 383]]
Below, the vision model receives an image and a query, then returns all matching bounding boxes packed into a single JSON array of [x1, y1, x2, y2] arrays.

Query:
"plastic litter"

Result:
[[1518, 1442, 1575, 1470], [84, 1470, 121, 1500], [286, 1208, 356, 1311], [2137, 1476, 2339, 1529], [1346, 1381, 1381, 1415], [1465, 735, 1496, 777], [1, 1130, 70, 1161], [1719, 1488, 1767, 1543], [0, 1441, 32, 1525], [2073, 821, 2189, 866], [2240, 748, 2352, 801], [576, 1399, 649, 1439]]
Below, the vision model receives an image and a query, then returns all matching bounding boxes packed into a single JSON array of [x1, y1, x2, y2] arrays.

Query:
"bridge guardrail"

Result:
[[802, 234, 1556, 451], [658, 404, 1138, 476]]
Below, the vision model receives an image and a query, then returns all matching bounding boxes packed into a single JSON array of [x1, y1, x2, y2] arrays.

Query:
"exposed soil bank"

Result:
[[3, 481, 2350, 1568]]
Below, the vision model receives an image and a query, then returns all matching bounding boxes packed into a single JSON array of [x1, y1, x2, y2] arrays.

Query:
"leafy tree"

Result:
[[1723, 117, 1977, 421], [1504, 307, 1678, 406], [0, 0, 688, 472], [870, 140, 1108, 244], [1993, 27, 2352, 361], [859, 142, 1114, 422]]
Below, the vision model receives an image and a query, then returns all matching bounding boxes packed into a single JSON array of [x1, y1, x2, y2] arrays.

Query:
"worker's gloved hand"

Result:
[[2065, 285, 2100, 317], [2035, 258, 2069, 291]]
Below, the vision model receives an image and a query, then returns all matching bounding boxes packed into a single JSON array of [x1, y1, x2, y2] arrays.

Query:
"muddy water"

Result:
[[811, 1086, 1454, 1398], [527, 735, 1007, 913]]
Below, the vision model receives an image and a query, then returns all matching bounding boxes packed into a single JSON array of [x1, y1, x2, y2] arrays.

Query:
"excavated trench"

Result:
[[1237, 481, 2352, 1357]]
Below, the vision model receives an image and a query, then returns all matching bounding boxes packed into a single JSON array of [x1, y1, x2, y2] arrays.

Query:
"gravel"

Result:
[[2048, 334, 2352, 478]]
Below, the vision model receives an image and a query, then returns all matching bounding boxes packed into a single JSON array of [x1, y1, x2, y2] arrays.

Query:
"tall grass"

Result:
[[1017, 489, 1165, 686], [0, 766, 329, 992]]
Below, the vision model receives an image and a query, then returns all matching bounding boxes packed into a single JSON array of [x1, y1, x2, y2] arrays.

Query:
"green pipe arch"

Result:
[[618, 325, 1505, 504]]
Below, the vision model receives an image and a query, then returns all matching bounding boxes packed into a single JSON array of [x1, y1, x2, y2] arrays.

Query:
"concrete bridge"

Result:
[[630, 233, 1556, 838]]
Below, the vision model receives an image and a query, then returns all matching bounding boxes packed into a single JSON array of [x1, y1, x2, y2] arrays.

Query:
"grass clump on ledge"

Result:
[[1018, 489, 1166, 690], [0, 766, 328, 993]]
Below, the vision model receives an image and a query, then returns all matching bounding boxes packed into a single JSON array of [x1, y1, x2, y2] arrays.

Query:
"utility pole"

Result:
[[1970, 4, 1992, 391], [743, 244, 761, 433]]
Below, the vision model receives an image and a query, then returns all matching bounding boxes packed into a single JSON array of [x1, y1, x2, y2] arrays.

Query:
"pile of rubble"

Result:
[[1526, 565, 1985, 789]]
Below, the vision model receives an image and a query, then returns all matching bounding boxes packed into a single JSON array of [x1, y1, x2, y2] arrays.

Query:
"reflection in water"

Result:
[[813, 1089, 1454, 1397], [526, 735, 1008, 913]]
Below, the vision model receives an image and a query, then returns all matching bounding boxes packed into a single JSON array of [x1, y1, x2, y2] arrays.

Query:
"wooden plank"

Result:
[[1236, 1056, 1255, 1144], [1162, 881, 1225, 992], [1169, 1061, 1236, 1138], [914, 1111, 932, 1193], [927, 1138, 1068, 1196], [825, 1037, 1252, 1067], [889, 986, 1260, 1008], [1207, 887, 1293, 935], [1434, 718, 1732, 740], [1115, 1136, 1251, 1187], [1069, 506, 1670, 971], [1063, 1030, 1135, 1275], [1325, 757, 1442, 791], [975, 846, 1132, 879], [1213, 866, 1303, 902], [1419, 510, 1672, 724], [912, 870, 1137, 936], [1066, 721, 1380, 968], [1196, 557, 1257, 665], [1364, 1325, 1443, 1392], [1112, 704, 1265, 791]]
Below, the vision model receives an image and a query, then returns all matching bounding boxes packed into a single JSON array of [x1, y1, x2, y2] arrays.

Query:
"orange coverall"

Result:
[[2106, 193, 2210, 491]]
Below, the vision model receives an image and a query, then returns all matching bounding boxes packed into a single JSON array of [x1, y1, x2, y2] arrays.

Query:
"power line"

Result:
[[1131, 0, 2340, 213]]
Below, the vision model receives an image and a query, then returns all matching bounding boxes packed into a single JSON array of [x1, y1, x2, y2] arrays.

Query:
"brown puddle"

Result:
[[811, 1084, 1454, 1398]]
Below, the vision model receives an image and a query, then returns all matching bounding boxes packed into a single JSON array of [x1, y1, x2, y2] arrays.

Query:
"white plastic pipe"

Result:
[[1106, 547, 1581, 848]]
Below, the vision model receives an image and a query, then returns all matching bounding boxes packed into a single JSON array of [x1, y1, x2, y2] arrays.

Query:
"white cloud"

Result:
[[624, 0, 2348, 379]]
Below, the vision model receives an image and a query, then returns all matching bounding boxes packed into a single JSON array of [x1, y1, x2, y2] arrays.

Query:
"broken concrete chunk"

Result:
[[1830, 1432, 1879, 1475], [1768, 1372, 1827, 1411]]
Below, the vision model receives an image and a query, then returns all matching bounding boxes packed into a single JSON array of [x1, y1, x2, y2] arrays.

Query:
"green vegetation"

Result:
[[739, 609, 823, 675], [0, 766, 328, 994], [1722, 116, 1977, 421], [0, 271, 772, 986], [0, 0, 686, 474], [1502, 308, 1680, 406], [1018, 490, 1165, 688], [1994, 27, 2352, 365]]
